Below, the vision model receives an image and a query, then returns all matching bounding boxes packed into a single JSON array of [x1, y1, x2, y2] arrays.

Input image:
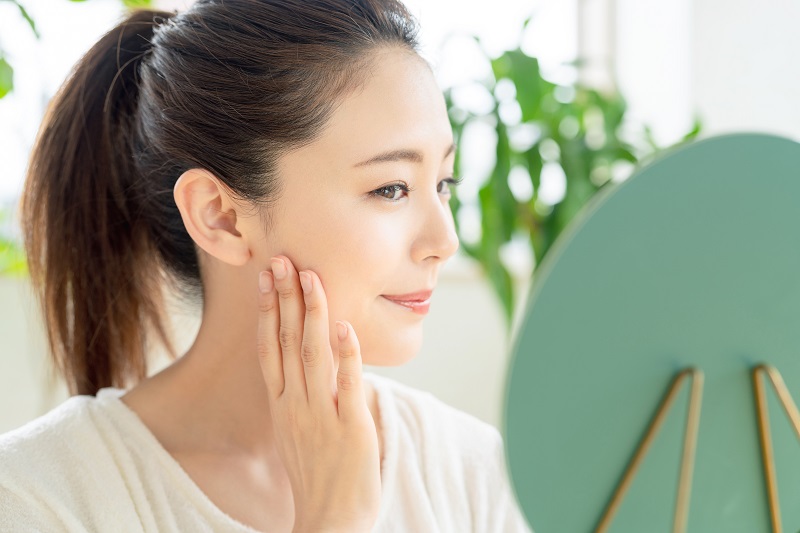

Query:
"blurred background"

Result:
[[1, 0, 798, 433]]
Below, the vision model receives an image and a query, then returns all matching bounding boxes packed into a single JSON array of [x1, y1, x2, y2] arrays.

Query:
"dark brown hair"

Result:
[[20, 0, 420, 395]]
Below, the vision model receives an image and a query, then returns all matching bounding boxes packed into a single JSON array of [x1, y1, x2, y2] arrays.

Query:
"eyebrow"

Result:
[[353, 142, 456, 168]]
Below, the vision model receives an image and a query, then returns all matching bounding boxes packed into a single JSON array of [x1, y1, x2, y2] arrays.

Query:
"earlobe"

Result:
[[173, 169, 252, 266]]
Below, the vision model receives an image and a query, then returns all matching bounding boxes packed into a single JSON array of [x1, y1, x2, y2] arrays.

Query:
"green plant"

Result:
[[0, 207, 26, 276], [444, 28, 701, 332]]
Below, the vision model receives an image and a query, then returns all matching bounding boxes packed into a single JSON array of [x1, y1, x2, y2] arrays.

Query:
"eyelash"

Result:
[[371, 176, 464, 202]]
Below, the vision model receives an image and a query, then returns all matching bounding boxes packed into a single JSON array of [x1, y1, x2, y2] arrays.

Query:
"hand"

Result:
[[257, 255, 381, 533]]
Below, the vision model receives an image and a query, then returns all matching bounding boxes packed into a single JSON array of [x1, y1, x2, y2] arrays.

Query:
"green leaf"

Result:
[[448, 190, 462, 228], [122, 0, 153, 7], [492, 121, 516, 241], [479, 181, 501, 241], [557, 140, 593, 230], [476, 219, 515, 328], [643, 125, 660, 151], [525, 142, 543, 191], [681, 116, 703, 142], [492, 50, 551, 122], [0, 239, 27, 277], [610, 145, 637, 163], [5, 0, 40, 38], [522, 15, 534, 32], [0, 58, 13, 99], [489, 259, 515, 331]]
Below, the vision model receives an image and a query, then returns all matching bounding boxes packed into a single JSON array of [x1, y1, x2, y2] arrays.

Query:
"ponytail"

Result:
[[19, 0, 421, 396], [20, 10, 176, 395]]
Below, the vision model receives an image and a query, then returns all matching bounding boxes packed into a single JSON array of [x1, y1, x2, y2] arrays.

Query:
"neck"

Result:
[[122, 277, 380, 461]]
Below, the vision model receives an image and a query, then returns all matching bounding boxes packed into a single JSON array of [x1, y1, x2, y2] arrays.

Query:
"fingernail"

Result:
[[259, 271, 273, 293], [336, 321, 348, 340], [271, 258, 287, 280], [299, 271, 312, 294]]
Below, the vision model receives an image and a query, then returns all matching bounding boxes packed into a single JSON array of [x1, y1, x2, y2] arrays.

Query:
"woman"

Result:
[[0, 1, 532, 531]]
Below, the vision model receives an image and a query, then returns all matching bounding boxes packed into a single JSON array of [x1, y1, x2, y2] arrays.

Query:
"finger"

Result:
[[334, 321, 368, 423], [256, 270, 284, 398], [298, 270, 337, 416], [272, 256, 307, 402]]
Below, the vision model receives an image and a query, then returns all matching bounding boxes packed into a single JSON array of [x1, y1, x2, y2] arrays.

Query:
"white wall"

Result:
[[614, 0, 695, 147], [0, 278, 67, 432], [613, 0, 800, 145], [691, 0, 800, 141]]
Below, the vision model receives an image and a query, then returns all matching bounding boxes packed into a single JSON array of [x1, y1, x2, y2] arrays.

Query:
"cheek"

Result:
[[281, 198, 422, 363], [318, 238, 423, 364], [292, 201, 400, 292]]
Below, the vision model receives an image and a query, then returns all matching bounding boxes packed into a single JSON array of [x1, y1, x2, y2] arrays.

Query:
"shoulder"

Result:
[[0, 394, 99, 468], [0, 394, 110, 519]]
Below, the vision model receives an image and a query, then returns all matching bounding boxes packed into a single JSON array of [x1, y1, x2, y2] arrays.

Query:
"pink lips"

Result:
[[381, 289, 433, 315]]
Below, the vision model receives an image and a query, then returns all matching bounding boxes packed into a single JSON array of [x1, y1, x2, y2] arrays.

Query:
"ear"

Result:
[[173, 169, 252, 266]]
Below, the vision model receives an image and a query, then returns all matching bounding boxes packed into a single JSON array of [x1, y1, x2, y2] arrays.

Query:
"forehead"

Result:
[[300, 48, 453, 169]]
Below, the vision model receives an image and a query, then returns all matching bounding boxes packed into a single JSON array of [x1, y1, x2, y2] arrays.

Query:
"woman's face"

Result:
[[254, 47, 459, 366]]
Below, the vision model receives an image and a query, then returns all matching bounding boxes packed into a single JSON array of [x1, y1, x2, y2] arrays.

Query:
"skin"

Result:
[[122, 46, 459, 532]]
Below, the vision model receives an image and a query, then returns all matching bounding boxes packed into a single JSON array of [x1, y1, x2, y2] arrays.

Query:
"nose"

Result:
[[411, 193, 460, 264]]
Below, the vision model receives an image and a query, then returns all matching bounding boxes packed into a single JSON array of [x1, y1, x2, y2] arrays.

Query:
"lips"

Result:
[[381, 289, 433, 303], [381, 289, 433, 316]]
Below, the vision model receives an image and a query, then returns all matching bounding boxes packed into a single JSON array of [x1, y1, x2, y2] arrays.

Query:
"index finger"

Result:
[[257, 270, 284, 398]]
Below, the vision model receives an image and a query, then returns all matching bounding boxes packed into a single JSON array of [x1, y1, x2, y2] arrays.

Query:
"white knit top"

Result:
[[0, 372, 533, 532]]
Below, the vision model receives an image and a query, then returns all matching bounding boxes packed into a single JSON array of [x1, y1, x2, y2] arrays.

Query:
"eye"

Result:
[[437, 176, 464, 196], [371, 182, 412, 201], [370, 176, 463, 202]]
